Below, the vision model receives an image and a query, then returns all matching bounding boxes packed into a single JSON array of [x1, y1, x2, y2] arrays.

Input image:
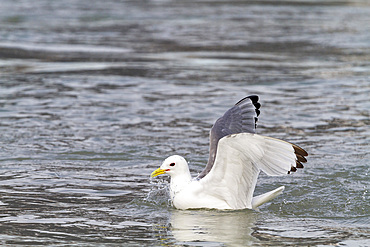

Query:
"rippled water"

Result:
[[1, 0, 369, 246]]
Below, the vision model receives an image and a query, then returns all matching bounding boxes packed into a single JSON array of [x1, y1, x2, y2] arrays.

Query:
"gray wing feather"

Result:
[[197, 95, 261, 179]]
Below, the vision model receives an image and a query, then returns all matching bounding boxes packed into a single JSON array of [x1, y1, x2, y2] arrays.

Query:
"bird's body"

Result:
[[151, 96, 308, 210]]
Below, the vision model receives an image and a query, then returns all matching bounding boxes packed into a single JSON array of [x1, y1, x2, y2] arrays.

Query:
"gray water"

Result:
[[0, 0, 369, 246]]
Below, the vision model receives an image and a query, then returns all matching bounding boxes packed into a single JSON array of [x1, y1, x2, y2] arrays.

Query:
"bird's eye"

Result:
[[169, 163, 175, 166]]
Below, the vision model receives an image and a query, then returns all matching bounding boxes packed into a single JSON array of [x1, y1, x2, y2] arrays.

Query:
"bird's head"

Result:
[[151, 155, 188, 178]]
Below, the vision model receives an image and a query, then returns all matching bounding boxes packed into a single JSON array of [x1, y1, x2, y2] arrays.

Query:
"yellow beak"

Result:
[[151, 168, 167, 178]]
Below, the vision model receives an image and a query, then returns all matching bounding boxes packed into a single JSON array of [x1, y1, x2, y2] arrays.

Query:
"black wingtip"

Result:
[[290, 166, 297, 173], [247, 95, 259, 105], [247, 95, 261, 118], [235, 95, 259, 106], [254, 102, 261, 110], [288, 144, 308, 174], [235, 95, 261, 117], [296, 160, 304, 168], [293, 144, 309, 158]]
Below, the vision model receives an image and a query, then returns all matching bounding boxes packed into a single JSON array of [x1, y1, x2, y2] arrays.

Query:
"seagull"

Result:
[[151, 95, 308, 210]]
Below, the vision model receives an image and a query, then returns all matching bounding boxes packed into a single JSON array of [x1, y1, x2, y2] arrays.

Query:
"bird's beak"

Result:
[[151, 168, 168, 178]]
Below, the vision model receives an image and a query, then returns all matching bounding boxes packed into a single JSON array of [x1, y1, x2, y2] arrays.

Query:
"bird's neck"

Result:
[[170, 170, 192, 197]]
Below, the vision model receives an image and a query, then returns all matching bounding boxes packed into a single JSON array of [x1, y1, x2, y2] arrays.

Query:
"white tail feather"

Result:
[[252, 186, 285, 209]]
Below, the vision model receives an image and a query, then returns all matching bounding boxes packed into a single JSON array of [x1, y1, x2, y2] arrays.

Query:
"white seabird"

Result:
[[151, 95, 308, 210]]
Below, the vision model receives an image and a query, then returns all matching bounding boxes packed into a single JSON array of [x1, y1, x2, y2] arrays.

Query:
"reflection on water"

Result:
[[0, 0, 369, 246], [170, 210, 257, 246]]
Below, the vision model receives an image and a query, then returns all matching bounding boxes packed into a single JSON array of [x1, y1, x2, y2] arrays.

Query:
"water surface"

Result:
[[0, 0, 369, 246]]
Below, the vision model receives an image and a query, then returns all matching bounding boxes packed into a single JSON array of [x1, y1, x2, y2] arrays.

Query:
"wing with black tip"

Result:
[[197, 95, 261, 179]]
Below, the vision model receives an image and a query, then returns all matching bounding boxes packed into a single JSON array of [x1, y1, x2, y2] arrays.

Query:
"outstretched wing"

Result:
[[199, 133, 308, 209], [197, 95, 261, 179]]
